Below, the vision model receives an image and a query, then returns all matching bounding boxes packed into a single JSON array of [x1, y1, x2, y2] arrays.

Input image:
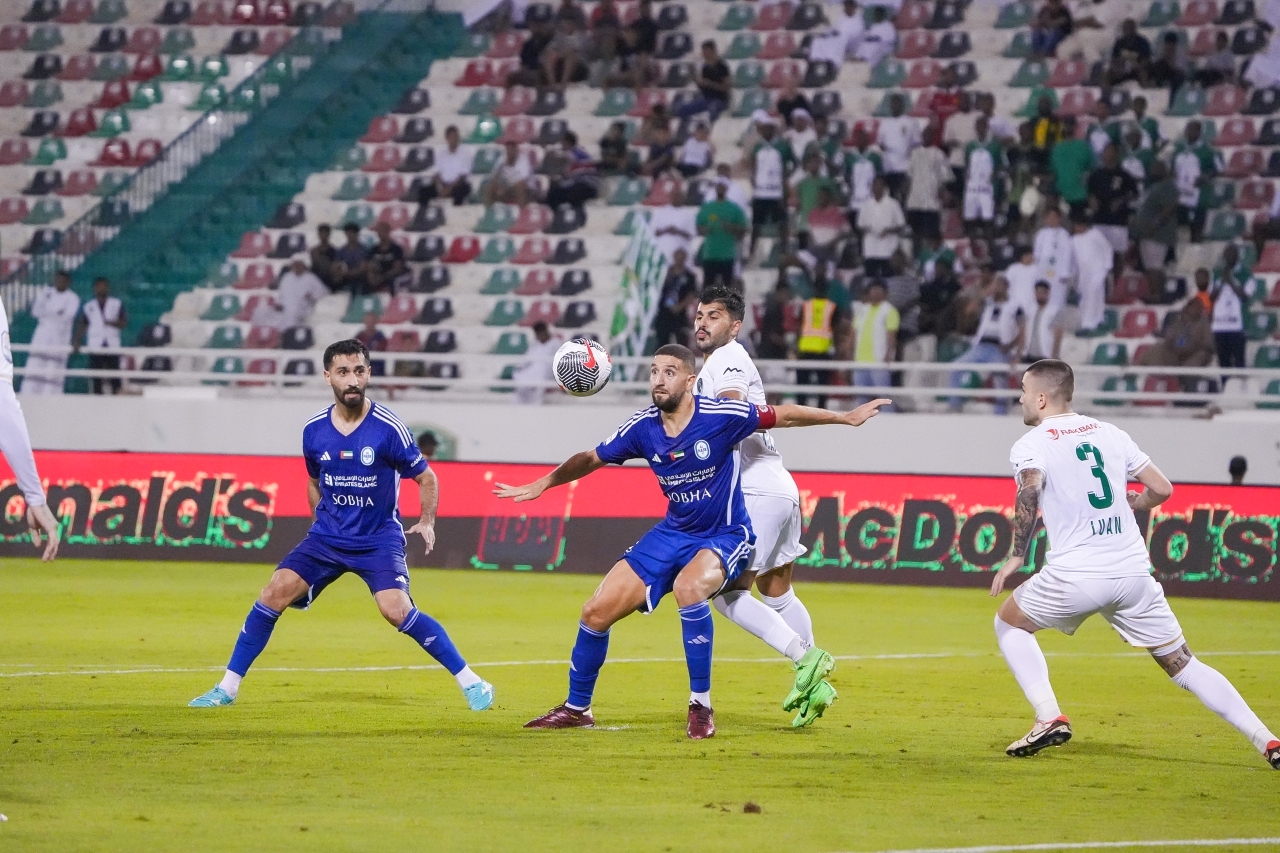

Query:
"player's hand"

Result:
[[1126, 490, 1142, 509], [407, 521, 435, 556], [26, 504, 59, 562], [990, 563, 1018, 597], [839, 398, 892, 426], [493, 480, 545, 502]]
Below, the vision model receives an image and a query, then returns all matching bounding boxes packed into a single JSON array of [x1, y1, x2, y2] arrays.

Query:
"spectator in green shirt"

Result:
[[793, 152, 839, 234], [1049, 116, 1094, 219], [696, 179, 748, 288]]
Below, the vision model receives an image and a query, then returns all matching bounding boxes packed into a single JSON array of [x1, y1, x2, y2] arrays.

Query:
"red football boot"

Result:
[[524, 704, 594, 729], [687, 702, 715, 740]]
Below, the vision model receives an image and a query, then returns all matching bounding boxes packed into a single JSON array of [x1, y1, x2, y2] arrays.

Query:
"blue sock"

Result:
[[399, 608, 466, 676], [567, 623, 610, 710], [679, 601, 714, 694], [226, 602, 281, 677]]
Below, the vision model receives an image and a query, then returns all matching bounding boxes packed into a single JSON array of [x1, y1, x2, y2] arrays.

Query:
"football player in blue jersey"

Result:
[[189, 339, 494, 711], [497, 344, 888, 738]]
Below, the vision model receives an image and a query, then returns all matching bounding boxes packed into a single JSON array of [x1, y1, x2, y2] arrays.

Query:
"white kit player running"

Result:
[[692, 285, 838, 726], [990, 359, 1280, 768]]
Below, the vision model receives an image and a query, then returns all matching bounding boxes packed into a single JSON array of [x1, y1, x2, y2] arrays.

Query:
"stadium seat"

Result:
[[25, 53, 63, 79], [475, 204, 517, 234], [420, 329, 455, 353], [24, 197, 62, 225], [749, 2, 787, 30], [895, 2, 931, 28], [268, 232, 306, 259], [903, 60, 941, 88], [332, 173, 370, 200], [410, 264, 448, 293], [412, 236, 446, 263], [207, 325, 244, 349], [1116, 308, 1159, 338], [1258, 378, 1280, 408], [1204, 85, 1247, 116], [927, 0, 964, 29], [494, 86, 536, 118], [594, 88, 635, 117], [483, 268, 521, 295], [1243, 87, 1279, 116], [474, 236, 514, 264], [516, 268, 556, 296], [485, 298, 524, 326], [466, 117, 502, 145], [245, 326, 280, 350], [407, 204, 445, 232], [655, 3, 687, 29], [1178, 0, 1219, 25], [1246, 310, 1278, 341], [90, 109, 129, 137], [551, 238, 586, 264], [995, 1, 1034, 27], [492, 330, 527, 354], [521, 299, 560, 327], [510, 204, 552, 235], [343, 294, 383, 324], [726, 32, 761, 60], [1232, 26, 1267, 56], [657, 32, 693, 60], [896, 31, 935, 60], [23, 168, 61, 195], [1204, 210, 1247, 240], [1136, 375, 1180, 407], [1168, 86, 1207, 116], [1090, 342, 1128, 366], [787, 2, 824, 30], [498, 117, 537, 145], [512, 237, 552, 265], [660, 61, 695, 89], [1225, 149, 1265, 179], [0, 199, 30, 225], [1216, 117, 1256, 146], [1047, 60, 1087, 88], [643, 177, 682, 207], [375, 204, 411, 231], [1109, 271, 1149, 305], [757, 31, 796, 60], [732, 88, 772, 117], [24, 110, 61, 136], [934, 31, 970, 59], [236, 263, 276, 290], [556, 269, 592, 296], [1010, 59, 1050, 88], [546, 204, 584, 235], [1144, 0, 1180, 25], [362, 146, 402, 173], [733, 60, 767, 90], [359, 116, 398, 145], [1093, 375, 1137, 406], [1255, 343, 1280, 367]]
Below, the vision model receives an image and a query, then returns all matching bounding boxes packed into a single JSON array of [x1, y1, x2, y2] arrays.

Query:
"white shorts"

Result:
[[745, 493, 807, 573], [963, 189, 994, 221], [1097, 224, 1129, 254], [1013, 570, 1184, 649]]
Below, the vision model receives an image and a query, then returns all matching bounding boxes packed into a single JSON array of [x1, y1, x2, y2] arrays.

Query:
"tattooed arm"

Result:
[[990, 467, 1044, 596]]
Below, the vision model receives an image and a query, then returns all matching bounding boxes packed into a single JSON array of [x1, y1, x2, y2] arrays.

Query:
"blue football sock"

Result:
[[679, 601, 714, 694], [226, 601, 281, 677], [399, 608, 466, 676], [567, 622, 610, 710]]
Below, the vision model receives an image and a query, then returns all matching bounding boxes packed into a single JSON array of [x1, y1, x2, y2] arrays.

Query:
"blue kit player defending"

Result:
[[189, 339, 494, 711], [496, 344, 888, 738]]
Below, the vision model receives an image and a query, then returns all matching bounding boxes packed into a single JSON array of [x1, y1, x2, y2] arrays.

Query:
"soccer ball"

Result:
[[552, 337, 612, 397]]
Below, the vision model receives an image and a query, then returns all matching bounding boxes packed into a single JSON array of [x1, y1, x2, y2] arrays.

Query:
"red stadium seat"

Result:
[[0, 139, 32, 166], [1216, 117, 1255, 146], [486, 31, 525, 59], [359, 116, 398, 144], [516, 268, 557, 295], [1137, 375, 1180, 406], [1057, 88, 1097, 117], [232, 0, 261, 24], [262, 0, 291, 25], [1178, 0, 1219, 26], [239, 358, 277, 387], [256, 29, 293, 55], [235, 262, 276, 289], [511, 237, 552, 264], [764, 60, 803, 89], [1108, 271, 1149, 305], [56, 169, 97, 196], [131, 52, 163, 81], [758, 31, 797, 60], [0, 199, 30, 225], [444, 235, 481, 263], [0, 82, 27, 108], [844, 119, 879, 145], [0, 26, 30, 51], [246, 325, 280, 349], [1189, 27, 1222, 57], [494, 86, 536, 117], [0, 258, 26, 279], [365, 174, 405, 202], [1204, 85, 1246, 117], [643, 177, 682, 206], [752, 2, 792, 30], [628, 88, 666, 118], [231, 231, 271, 258], [895, 30, 936, 60], [519, 298, 560, 326], [191, 0, 232, 24], [895, 3, 931, 29], [908, 90, 936, 118], [125, 27, 163, 54], [497, 116, 537, 144], [58, 54, 96, 80], [132, 138, 161, 165], [903, 60, 942, 88], [456, 59, 497, 87], [59, 108, 96, 137], [1116, 307, 1159, 338], [90, 138, 131, 167], [236, 294, 272, 321], [95, 80, 130, 109], [509, 203, 552, 234], [57, 0, 95, 23], [1224, 148, 1265, 178], [376, 204, 412, 231], [1046, 59, 1087, 88], [1255, 240, 1280, 273], [381, 294, 418, 324], [361, 145, 402, 172]]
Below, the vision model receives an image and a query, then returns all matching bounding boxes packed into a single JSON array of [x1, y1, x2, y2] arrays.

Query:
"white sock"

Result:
[[994, 615, 1061, 722], [714, 590, 806, 662], [217, 670, 242, 698], [454, 666, 483, 690], [761, 587, 815, 647], [690, 690, 710, 706], [1172, 657, 1277, 753]]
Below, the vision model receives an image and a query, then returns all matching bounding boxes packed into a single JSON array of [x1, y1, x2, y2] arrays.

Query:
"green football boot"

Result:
[[783, 646, 835, 712], [790, 680, 838, 728]]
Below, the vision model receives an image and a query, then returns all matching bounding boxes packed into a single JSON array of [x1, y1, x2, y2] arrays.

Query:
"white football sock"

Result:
[[454, 666, 483, 690], [217, 670, 242, 698], [1172, 657, 1277, 753], [761, 587, 815, 647], [690, 691, 710, 706], [714, 590, 806, 662], [994, 615, 1061, 722]]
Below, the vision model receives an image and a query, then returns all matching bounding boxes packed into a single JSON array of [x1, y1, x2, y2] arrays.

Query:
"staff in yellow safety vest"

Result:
[[795, 276, 842, 408]]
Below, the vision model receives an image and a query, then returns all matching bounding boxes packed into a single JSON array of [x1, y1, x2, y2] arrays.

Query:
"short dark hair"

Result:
[[54, 270, 70, 279], [699, 285, 745, 321], [562, 130, 577, 146], [323, 338, 370, 369], [418, 430, 438, 449], [93, 276, 109, 287], [701, 39, 716, 50], [654, 343, 697, 372], [1034, 280, 1050, 289], [867, 278, 887, 291], [1025, 359, 1074, 403], [342, 222, 360, 233], [1229, 455, 1247, 477]]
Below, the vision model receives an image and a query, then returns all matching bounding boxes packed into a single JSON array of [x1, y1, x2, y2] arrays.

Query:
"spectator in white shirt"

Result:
[[676, 122, 715, 178], [514, 321, 560, 405], [1033, 206, 1076, 309], [947, 275, 1023, 414], [855, 6, 897, 67], [904, 126, 953, 241], [482, 141, 533, 206], [23, 270, 80, 395], [1004, 243, 1041, 320], [1021, 281, 1066, 362], [429, 125, 473, 206], [859, 176, 906, 277], [785, 109, 818, 169], [254, 259, 330, 330], [876, 94, 920, 201], [1071, 216, 1114, 334], [649, 202, 698, 262]]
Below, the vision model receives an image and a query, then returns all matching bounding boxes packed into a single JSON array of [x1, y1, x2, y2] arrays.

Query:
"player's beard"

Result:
[[336, 385, 365, 411], [652, 385, 684, 413], [693, 327, 723, 355]]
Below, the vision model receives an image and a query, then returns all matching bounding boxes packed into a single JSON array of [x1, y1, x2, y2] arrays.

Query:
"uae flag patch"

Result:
[[668, 450, 685, 461], [340, 450, 354, 459]]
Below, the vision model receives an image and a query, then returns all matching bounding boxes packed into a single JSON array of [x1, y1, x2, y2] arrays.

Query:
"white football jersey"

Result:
[[696, 340, 799, 503], [1010, 413, 1153, 577], [0, 295, 13, 383]]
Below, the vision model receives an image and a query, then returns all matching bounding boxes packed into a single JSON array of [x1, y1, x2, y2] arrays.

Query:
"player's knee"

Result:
[[579, 597, 611, 632], [259, 583, 295, 612], [379, 598, 412, 627]]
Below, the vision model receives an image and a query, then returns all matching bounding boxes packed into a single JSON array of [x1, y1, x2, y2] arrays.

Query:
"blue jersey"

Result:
[[302, 402, 428, 548], [596, 396, 761, 536]]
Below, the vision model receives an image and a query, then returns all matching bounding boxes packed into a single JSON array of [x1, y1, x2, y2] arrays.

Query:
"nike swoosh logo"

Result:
[[583, 343, 596, 369]]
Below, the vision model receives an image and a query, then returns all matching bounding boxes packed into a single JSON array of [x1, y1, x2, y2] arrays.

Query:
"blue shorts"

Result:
[[622, 521, 754, 613], [278, 533, 409, 610]]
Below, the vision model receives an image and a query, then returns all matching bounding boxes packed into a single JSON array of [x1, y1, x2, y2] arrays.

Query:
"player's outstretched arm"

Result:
[[991, 467, 1044, 596], [26, 504, 58, 561], [769, 398, 892, 429], [493, 449, 607, 503], [1127, 461, 1173, 512], [406, 468, 439, 556]]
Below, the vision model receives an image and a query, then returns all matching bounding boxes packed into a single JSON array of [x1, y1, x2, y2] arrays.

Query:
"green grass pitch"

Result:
[[1, 560, 1277, 853]]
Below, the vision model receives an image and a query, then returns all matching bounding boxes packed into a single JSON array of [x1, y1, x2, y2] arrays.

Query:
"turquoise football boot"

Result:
[[188, 685, 235, 707], [464, 680, 495, 711]]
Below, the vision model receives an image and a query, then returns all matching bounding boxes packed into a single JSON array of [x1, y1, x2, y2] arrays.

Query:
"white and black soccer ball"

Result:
[[552, 337, 612, 397]]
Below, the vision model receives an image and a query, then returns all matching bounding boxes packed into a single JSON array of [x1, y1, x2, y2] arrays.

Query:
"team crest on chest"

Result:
[[694, 440, 710, 460], [361, 446, 374, 465]]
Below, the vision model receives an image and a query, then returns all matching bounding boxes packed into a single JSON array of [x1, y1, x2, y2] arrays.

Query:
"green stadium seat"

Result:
[[331, 145, 368, 171], [22, 198, 63, 225], [92, 55, 130, 81], [1205, 180, 1235, 209], [93, 170, 128, 196], [24, 80, 61, 108], [26, 137, 65, 166], [228, 83, 261, 112], [1009, 59, 1051, 88], [725, 33, 761, 60], [200, 293, 241, 321], [936, 336, 969, 362], [207, 326, 244, 349], [1016, 86, 1059, 117], [198, 55, 230, 80], [1095, 375, 1137, 406], [206, 355, 244, 385], [594, 89, 635, 117], [454, 32, 491, 58], [731, 88, 771, 117], [162, 55, 195, 81], [484, 298, 525, 325], [477, 236, 516, 263], [1143, 0, 1180, 27], [996, 2, 1034, 27], [90, 0, 128, 24], [718, 4, 756, 30], [872, 92, 913, 117], [161, 27, 195, 55], [331, 173, 370, 199], [25, 25, 63, 52], [482, 269, 521, 294], [1204, 211, 1246, 241], [1002, 30, 1033, 59], [613, 209, 648, 236], [609, 177, 650, 205], [204, 261, 239, 288], [89, 108, 129, 137], [1253, 343, 1280, 368], [261, 55, 294, 85], [475, 204, 518, 234], [492, 330, 528, 354], [1168, 86, 1206, 116], [343, 295, 383, 323], [189, 83, 226, 111], [460, 88, 500, 115], [1258, 378, 1280, 409], [471, 147, 502, 175], [127, 80, 163, 109], [466, 116, 502, 144], [287, 27, 329, 56], [867, 59, 907, 89], [340, 203, 376, 229], [1090, 342, 1128, 365], [1246, 310, 1278, 341], [733, 60, 766, 89]]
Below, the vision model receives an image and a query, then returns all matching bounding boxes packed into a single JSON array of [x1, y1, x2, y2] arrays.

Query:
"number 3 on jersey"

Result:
[[1075, 442, 1113, 509]]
